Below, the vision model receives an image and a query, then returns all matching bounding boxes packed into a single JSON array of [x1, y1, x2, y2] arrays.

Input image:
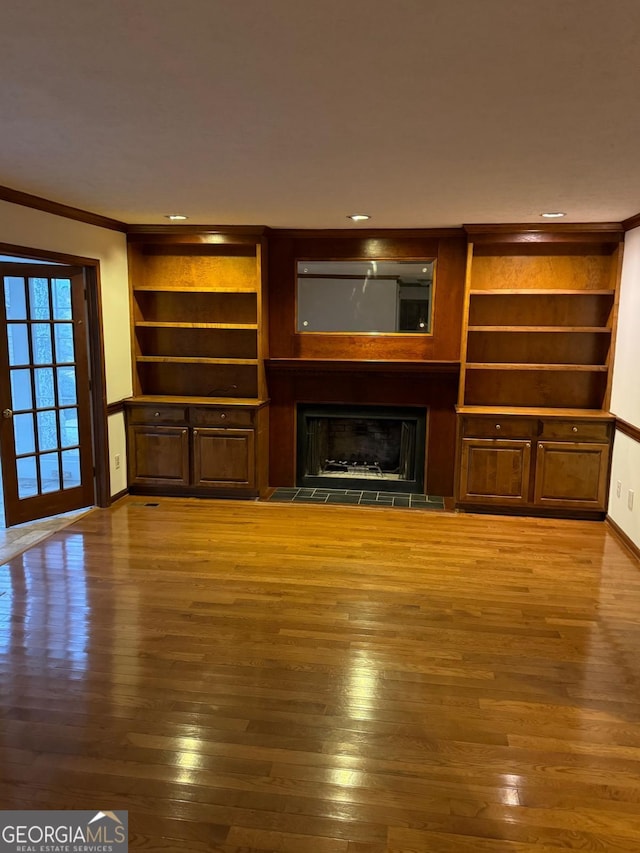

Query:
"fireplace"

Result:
[[297, 404, 426, 493]]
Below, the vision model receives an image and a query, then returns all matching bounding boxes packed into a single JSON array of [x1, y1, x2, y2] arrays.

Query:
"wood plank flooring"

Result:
[[1, 497, 640, 852]]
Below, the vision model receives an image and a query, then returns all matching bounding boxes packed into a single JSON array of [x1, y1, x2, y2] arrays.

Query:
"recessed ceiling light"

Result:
[[541, 212, 566, 218], [347, 214, 371, 222], [165, 214, 188, 220]]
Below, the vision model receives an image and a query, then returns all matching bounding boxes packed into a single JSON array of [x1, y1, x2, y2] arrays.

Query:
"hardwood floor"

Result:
[[1, 497, 640, 852]]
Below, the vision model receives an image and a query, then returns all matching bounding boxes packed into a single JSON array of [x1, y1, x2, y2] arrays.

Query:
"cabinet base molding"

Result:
[[128, 485, 261, 500], [457, 503, 605, 521], [606, 516, 640, 563]]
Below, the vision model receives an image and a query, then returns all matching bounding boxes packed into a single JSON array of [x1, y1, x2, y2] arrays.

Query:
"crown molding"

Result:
[[622, 211, 640, 231], [0, 184, 127, 232], [272, 227, 463, 239]]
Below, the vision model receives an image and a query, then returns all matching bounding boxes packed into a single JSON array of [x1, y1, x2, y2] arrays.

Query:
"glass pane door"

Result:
[[0, 264, 94, 526]]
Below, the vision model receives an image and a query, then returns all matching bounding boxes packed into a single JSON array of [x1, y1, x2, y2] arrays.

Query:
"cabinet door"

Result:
[[193, 428, 255, 489], [534, 441, 609, 509], [129, 425, 190, 487], [459, 439, 531, 504]]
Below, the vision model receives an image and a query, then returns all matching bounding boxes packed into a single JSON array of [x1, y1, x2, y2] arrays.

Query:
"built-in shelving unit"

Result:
[[128, 233, 267, 400], [459, 231, 622, 410], [456, 226, 623, 516], [125, 228, 269, 498]]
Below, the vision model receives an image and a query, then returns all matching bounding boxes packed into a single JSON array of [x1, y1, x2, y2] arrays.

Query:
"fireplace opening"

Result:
[[297, 404, 426, 493]]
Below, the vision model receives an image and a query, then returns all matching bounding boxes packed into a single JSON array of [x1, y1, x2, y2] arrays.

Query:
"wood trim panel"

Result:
[[84, 264, 111, 509], [606, 516, 640, 563], [127, 225, 266, 240], [622, 212, 640, 232], [0, 241, 107, 267], [107, 400, 127, 416], [616, 417, 640, 443], [268, 231, 467, 363], [0, 184, 126, 231], [273, 227, 463, 239], [465, 223, 623, 242]]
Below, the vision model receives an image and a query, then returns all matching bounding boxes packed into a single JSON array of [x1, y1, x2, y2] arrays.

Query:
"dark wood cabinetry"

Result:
[[459, 438, 532, 505], [192, 427, 256, 489], [126, 399, 268, 497], [457, 409, 613, 515], [125, 227, 269, 499], [456, 227, 622, 517]]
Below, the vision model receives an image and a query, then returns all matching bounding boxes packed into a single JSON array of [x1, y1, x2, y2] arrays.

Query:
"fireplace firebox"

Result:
[[297, 404, 426, 493]]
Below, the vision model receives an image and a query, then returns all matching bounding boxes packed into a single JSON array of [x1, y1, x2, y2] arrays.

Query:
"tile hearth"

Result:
[[267, 488, 444, 509]]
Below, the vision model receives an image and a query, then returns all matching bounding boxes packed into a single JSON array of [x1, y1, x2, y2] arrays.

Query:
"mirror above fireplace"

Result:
[[297, 259, 434, 334]]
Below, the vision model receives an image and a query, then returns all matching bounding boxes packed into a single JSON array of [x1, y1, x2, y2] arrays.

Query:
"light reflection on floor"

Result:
[[0, 507, 93, 565]]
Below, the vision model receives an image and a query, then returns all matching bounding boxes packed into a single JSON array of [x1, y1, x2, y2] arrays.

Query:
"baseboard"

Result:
[[606, 515, 640, 563], [109, 487, 129, 505]]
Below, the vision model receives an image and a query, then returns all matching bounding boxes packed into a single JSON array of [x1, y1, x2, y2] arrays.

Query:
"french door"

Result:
[[0, 263, 95, 526]]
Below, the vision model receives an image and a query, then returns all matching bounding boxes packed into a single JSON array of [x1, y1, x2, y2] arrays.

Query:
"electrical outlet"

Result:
[[628, 489, 634, 511], [114, 453, 121, 470], [616, 480, 622, 498]]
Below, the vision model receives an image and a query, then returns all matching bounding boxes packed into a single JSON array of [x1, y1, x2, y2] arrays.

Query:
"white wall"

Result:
[[610, 226, 640, 426], [608, 432, 640, 545], [0, 200, 131, 497], [608, 225, 640, 547]]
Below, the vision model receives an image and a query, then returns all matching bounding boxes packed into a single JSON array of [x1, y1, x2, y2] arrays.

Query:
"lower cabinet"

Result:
[[459, 438, 531, 505], [456, 411, 613, 516], [129, 425, 190, 488], [192, 428, 255, 490], [534, 441, 609, 509], [125, 400, 268, 498]]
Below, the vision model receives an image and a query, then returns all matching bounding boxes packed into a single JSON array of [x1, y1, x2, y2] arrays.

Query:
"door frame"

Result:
[[0, 240, 110, 509]]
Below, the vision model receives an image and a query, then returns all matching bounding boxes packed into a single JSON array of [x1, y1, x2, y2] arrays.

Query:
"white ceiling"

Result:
[[1, 0, 640, 228]]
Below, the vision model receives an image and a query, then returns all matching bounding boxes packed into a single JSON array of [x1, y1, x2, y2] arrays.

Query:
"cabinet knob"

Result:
[[193, 429, 197, 436], [495, 423, 501, 430], [539, 443, 543, 448], [572, 426, 578, 433], [526, 442, 531, 448], [220, 412, 227, 420], [154, 411, 160, 417]]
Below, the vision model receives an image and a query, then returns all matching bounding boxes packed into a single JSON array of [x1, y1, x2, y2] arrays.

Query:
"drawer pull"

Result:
[[154, 411, 160, 417], [182, 429, 187, 436], [220, 412, 227, 420], [495, 424, 501, 430], [193, 429, 198, 436], [572, 426, 578, 433]]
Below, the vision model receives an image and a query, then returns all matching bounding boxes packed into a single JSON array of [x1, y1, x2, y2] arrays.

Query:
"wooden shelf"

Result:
[[133, 284, 257, 293], [266, 358, 460, 373], [135, 321, 258, 330], [136, 356, 258, 365], [456, 405, 614, 419], [470, 289, 615, 296], [466, 363, 608, 372], [126, 395, 269, 407], [467, 325, 611, 333]]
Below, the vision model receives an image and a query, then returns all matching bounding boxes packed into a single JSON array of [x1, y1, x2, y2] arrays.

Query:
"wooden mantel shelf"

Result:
[[266, 359, 460, 373]]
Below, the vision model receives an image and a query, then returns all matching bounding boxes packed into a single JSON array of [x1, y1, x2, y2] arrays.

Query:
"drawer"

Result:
[[462, 417, 537, 439], [539, 420, 611, 442], [190, 406, 255, 427], [127, 404, 187, 425]]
